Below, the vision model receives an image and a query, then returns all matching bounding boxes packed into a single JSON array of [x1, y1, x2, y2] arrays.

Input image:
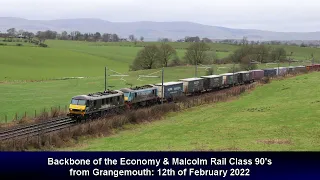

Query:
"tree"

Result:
[[205, 51, 218, 64], [112, 34, 119, 42], [94, 32, 101, 41], [240, 55, 258, 70], [130, 45, 161, 70], [240, 36, 249, 46], [255, 45, 270, 63], [270, 47, 286, 62], [140, 36, 144, 42], [129, 35, 135, 42], [158, 43, 176, 67], [7, 28, 16, 36], [202, 38, 213, 43], [184, 42, 210, 65]]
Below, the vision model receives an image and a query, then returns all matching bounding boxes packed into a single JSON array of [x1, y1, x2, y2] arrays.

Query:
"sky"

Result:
[[0, 0, 319, 32]]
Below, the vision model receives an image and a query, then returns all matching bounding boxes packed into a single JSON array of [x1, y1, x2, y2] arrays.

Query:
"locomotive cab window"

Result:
[[117, 96, 120, 101], [94, 100, 97, 106], [152, 90, 155, 94], [135, 93, 137, 97], [71, 99, 87, 105], [110, 98, 113, 103], [102, 99, 105, 105]]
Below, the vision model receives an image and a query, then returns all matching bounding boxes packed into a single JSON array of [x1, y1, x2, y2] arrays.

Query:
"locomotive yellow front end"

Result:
[[68, 97, 87, 119]]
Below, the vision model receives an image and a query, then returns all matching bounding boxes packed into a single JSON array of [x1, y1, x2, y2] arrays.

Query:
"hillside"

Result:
[[2, 17, 320, 41], [67, 72, 320, 151]]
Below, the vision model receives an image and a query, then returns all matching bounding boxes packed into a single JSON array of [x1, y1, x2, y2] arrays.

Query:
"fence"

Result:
[[0, 105, 69, 127]]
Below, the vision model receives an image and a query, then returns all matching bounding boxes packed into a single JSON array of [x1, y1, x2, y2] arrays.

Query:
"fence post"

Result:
[[15, 113, 18, 121], [35, 110, 36, 118], [24, 111, 27, 118], [5, 115, 7, 124]]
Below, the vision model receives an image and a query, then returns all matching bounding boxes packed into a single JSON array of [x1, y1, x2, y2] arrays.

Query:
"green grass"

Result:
[[66, 72, 320, 151], [0, 39, 318, 122]]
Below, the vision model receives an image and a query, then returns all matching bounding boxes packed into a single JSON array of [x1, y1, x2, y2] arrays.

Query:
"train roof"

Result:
[[201, 75, 221, 78], [154, 81, 183, 86], [179, 77, 204, 81], [263, 68, 276, 70], [250, 69, 264, 72], [120, 85, 156, 93], [220, 73, 237, 75], [72, 90, 123, 100], [237, 71, 250, 73]]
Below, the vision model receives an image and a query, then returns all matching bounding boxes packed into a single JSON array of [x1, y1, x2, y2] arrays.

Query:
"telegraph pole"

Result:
[[195, 61, 198, 77], [104, 66, 107, 91], [232, 61, 235, 87], [277, 60, 280, 76], [161, 67, 164, 105]]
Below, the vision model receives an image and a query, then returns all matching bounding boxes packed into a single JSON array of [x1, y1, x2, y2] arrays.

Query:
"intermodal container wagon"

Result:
[[295, 66, 307, 73], [153, 82, 183, 101], [263, 68, 277, 77], [201, 75, 223, 90], [250, 70, 264, 81], [237, 71, 251, 84], [275, 67, 288, 76], [221, 73, 238, 85], [178, 78, 204, 94], [287, 66, 296, 74]]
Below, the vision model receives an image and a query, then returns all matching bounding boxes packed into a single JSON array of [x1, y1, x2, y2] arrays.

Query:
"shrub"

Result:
[[0, 43, 7, 46], [39, 43, 48, 47], [16, 43, 23, 46], [261, 77, 270, 84]]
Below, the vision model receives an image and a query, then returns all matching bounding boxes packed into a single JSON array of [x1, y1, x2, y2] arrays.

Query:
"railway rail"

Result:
[[0, 117, 76, 141]]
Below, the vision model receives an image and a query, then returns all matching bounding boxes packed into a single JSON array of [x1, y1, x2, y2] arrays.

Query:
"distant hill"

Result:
[[1, 17, 320, 41]]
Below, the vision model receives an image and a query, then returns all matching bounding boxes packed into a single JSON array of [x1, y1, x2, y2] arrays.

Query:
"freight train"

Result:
[[67, 64, 320, 120]]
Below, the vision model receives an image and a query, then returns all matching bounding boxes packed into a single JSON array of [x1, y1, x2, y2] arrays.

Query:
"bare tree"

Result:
[[158, 43, 177, 67], [129, 35, 135, 42], [184, 42, 211, 65]]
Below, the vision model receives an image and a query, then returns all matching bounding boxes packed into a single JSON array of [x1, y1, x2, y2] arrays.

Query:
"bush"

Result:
[[39, 43, 48, 48], [16, 43, 23, 46], [261, 77, 270, 84], [206, 67, 214, 75], [0, 43, 7, 46]]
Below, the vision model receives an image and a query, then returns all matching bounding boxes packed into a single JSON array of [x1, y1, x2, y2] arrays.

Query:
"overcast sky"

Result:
[[0, 0, 319, 32]]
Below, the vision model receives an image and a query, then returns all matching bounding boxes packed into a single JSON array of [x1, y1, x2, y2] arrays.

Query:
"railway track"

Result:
[[0, 117, 77, 141]]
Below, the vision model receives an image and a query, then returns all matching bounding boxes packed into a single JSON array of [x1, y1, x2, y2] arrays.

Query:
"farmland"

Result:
[[66, 72, 320, 151], [0, 39, 319, 122]]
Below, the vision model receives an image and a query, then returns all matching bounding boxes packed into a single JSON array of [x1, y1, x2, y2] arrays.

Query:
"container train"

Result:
[[67, 64, 320, 120]]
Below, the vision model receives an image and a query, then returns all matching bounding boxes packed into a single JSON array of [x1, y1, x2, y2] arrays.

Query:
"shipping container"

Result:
[[220, 73, 238, 85], [287, 66, 296, 74], [315, 64, 320, 71], [250, 70, 264, 81], [237, 71, 251, 84], [178, 77, 204, 94], [306, 65, 313, 71], [295, 66, 307, 73], [274, 67, 288, 76], [153, 82, 183, 101], [201, 75, 223, 90], [263, 68, 277, 77]]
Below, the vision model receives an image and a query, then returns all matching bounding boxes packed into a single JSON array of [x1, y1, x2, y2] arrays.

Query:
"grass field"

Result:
[[0, 39, 318, 122], [65, 72, 320, 151]]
